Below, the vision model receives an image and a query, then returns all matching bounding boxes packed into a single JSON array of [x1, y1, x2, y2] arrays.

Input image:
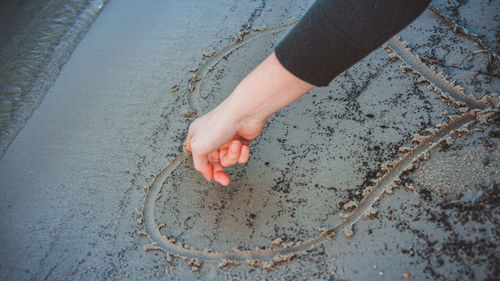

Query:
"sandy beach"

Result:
[[0, 0, 498, 280]]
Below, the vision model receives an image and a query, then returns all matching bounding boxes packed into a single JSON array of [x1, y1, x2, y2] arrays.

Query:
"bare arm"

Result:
[[185, 0, 430, 185], [185, 52, 314, 185]]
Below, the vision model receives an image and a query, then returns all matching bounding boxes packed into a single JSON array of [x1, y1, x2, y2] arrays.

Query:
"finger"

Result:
[[185, 135, 192, 152], [208, 150, 220, 163], [220, 139, 241, 167], [192, 152, 213, 181], [238, 144, 250, 164], [212, 161, 230, 186], [185, 120, 200, 152], [219, 146, 228, 166], [208, 150, 230, 186]]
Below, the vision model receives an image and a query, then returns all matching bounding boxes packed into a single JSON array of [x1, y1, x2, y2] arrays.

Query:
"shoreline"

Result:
[[0, 0, 108, 159]]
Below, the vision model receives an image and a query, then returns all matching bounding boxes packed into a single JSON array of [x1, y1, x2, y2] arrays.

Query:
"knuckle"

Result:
[[221, 159, 235, 168], [189, 142, 202, 154]]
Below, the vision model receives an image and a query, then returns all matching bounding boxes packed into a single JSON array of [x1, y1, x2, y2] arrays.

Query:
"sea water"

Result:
[[0, 0, 106, 157]]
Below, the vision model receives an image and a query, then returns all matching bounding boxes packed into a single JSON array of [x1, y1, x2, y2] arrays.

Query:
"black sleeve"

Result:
[[274, 0, 431, 86]]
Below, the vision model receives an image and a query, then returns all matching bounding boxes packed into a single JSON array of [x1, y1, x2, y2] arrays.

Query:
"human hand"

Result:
[[185, 52, 313, 185], [185, 107, 265, 185]]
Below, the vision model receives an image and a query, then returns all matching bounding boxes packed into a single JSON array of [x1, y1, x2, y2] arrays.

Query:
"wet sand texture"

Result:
[[0, 0, 498, 280], [139, 19, 498, 271]]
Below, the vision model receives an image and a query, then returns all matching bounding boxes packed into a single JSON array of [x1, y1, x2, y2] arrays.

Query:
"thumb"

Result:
[[185, 134, 193, 152], [185, 122, 197, 152]]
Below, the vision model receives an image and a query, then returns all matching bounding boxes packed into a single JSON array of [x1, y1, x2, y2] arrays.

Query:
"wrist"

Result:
[[215, 52, 314, 130], [215, 94, 267, 131]]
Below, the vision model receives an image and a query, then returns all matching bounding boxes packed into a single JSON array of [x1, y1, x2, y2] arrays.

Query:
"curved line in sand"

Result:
[[142, 25, 494, 265], [426, 5, 499, 61], [385, 37, 488, 109], [186, 21, 297, 114], [143, 114, 476, 263]]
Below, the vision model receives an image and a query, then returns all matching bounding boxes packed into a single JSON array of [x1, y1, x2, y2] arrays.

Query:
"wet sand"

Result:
[[0, 0, 498, 280]]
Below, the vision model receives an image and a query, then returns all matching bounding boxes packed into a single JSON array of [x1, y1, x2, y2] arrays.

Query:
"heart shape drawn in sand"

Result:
[[138, 21, 499, 271]]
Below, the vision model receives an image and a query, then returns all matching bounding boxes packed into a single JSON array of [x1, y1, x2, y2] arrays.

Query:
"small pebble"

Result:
[[379, 271, 384, 276], [403, 273, 410, 279]]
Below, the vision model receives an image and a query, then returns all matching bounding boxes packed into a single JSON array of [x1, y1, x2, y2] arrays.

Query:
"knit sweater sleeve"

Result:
[[274, 0, 431, 86]]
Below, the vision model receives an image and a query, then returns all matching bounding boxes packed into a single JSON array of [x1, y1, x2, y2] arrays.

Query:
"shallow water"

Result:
[[0, 0, 103, 156]]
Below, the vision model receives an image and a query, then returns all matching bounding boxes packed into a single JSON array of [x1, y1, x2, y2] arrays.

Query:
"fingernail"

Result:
[[231, 141, 241, 152]]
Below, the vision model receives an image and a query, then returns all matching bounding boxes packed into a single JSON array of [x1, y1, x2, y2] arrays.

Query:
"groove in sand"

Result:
[[141, 25, 498, 267], [385, 37, 488, 110]]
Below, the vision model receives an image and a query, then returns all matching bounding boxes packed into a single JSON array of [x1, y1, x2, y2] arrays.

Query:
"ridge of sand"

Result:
[[139, 23, 499, 270]]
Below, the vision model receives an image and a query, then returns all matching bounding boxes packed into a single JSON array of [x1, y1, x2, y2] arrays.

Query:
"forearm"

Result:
[[275, 0, 431, 86], [215, 52, 314, 127]]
